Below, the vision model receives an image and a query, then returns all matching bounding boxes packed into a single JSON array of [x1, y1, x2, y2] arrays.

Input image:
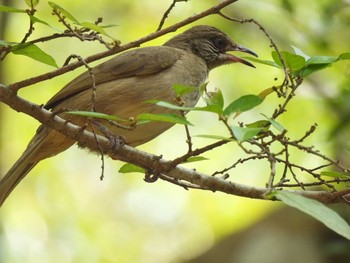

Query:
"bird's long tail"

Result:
[[0, 133, 46, 206]]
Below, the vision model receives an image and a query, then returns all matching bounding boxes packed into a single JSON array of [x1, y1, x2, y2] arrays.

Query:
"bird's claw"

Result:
[[108, 135, 126, 152], [144, 170, 159, 183]]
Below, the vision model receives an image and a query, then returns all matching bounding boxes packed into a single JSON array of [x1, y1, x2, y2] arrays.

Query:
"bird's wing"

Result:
[[45, 46, 182, 109]]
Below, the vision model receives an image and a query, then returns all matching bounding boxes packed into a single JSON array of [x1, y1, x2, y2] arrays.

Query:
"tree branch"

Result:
[[1, 84, 349, 204]]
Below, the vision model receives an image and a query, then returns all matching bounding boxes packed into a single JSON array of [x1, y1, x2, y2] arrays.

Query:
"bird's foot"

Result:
[[144, 170, 159, 183], [108, 134, 126, 152], [91, 120, 126, 151]]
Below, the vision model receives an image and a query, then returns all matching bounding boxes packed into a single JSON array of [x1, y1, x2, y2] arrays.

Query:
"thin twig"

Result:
[[21, 9, 36, 43], [181, 112, 193, 152], [63, 54, 104, 179], [217, 12, 292, 92], [157, 0, 188, 31], [89, 120, 105, 180], [212, 156, 259, 176], [169, 139, 230, 168]]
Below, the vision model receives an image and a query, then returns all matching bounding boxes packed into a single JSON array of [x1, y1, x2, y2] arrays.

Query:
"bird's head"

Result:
[[164, 25, 257, 70]]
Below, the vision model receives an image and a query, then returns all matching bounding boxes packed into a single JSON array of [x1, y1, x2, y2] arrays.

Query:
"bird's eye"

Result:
[[212, 37, 227, 50]]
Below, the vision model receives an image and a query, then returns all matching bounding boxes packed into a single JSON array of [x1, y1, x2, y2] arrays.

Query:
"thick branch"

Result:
[[1, 85, 349, 204]]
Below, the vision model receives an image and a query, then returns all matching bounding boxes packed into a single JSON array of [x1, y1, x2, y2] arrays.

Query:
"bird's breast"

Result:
[[160, 50, 208, 106]]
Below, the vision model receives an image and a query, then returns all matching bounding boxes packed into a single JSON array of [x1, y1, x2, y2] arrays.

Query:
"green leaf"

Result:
[[0, 5, 26, 13], [197, 104, 223, 114], [66, 111, 128, 122], [224, 95, 263, 117], [261, 114, 285, 132], [0, 40, 17, 46], [119, 163, 145, 174], [172, 84, 196, 96], [320, 171, 349, 179], [291, 46, 310, 60], [306, 56, 338, 65], [273, 191, 350, 240], [30, 15, 57, 30], [195, 134, 234, 141], [299, 53, 350, 77], [48, 2, 79, 23], [269, 119, 285, 132], [25, 0, 39, 8], [300, 63, 331, 78], [11, 43, 58, 67], [242, 56, 282, 68], [197, 105, 221, 114], [258, 87, 275, 100], [147, 100, 222, 114], [245, 120, 271, 137], [245, 120, 270, 129], [339, 52, 350, 60], [79, 21, 112, 38], [147, 100, 194, 111], [100, 24, 119, 29], [231, 126, 262, 141], [199, 82, 209, 95], [203, 89, 224, 114], [136, 113, 192, 126], [272, 51, 306, 71], [249, 50, 349, 78]]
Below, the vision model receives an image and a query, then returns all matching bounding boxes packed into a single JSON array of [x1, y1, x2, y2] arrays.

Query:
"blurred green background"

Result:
[[0, 0, 349, 262]]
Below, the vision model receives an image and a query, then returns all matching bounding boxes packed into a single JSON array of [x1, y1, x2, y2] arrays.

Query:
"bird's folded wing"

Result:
[[45, 46, 182, 109]]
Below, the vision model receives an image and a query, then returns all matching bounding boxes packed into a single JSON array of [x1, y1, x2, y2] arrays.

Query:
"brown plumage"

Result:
[[0, 25, 257, 205]]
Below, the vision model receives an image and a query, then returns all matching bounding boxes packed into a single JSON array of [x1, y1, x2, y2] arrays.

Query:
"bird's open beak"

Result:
[[226, 44, 258, 68]]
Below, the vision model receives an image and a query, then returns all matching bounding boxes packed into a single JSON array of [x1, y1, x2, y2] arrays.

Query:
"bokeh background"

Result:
[[0, 0, 349, 262]]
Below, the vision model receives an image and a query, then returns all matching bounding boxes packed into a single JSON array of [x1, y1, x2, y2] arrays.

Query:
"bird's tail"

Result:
[[0, 133, 46, 206]]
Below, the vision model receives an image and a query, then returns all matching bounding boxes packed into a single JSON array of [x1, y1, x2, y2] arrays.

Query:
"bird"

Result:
[[0, 25, 257, 206]]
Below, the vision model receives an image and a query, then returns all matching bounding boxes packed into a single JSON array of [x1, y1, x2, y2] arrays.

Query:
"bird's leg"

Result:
[[143, 154, 165, 183]]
